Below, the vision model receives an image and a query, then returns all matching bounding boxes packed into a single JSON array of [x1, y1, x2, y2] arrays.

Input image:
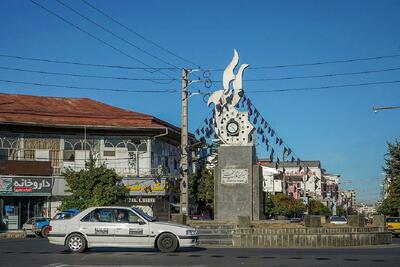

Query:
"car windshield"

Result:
[[132, 208, 157, 222], [331, 217, 346, 221]]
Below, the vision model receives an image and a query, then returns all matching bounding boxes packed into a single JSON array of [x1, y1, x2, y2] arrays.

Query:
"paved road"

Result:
[[0, 237, 399, 267]]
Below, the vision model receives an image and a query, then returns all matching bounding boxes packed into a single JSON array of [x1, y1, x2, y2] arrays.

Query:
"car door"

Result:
[[80, 208, 116, 245], [114, 208, 150, 247]]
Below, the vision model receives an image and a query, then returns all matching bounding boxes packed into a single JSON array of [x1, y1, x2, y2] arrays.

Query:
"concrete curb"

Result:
[[0, 230, 26, 239]]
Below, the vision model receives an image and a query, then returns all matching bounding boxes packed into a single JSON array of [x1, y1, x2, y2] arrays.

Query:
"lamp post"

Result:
[[372, 106, 400, 113]]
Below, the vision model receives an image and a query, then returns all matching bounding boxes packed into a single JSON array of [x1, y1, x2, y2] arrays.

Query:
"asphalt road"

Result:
[[0, 237, 399, 267]]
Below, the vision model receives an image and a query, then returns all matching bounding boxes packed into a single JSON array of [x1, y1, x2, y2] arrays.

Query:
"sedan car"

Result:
[[22, 217, 49, 237], [330, 216, 347, 225], [47, 206, 198, 253], [386, 217, 400, 237]]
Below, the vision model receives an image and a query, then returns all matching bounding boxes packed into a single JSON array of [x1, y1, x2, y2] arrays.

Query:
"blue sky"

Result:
[[1, 0, 399, 204]]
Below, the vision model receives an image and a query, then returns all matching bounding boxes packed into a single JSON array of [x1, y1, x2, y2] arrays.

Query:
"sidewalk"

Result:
[[0, 230, 26, 239]]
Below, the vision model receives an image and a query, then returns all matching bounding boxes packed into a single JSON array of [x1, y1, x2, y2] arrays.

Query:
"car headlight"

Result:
[[186, 229, 197, 236]]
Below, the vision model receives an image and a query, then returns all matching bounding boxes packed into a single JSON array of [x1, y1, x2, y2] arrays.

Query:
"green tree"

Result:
[[378, 139, 400, 216], [268, 193, 306, 218], [336, 205, 347, 217], [308, 199, 332, 217], [61, 156, 128, 211], [264, 193, 274, 218], [189, 169, 214, 202]]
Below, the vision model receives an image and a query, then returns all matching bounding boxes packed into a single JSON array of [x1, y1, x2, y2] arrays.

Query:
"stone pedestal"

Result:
[[214, 145, 263, 221], [348, 215, 366, 227], [304, 215, 322, 227], [372, 215, 385, 227]]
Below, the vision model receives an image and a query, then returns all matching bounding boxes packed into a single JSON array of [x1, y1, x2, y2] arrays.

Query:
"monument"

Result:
[[208, 50, 263, 221]]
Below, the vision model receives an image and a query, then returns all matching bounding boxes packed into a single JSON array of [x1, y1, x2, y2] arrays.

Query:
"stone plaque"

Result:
[[221, 168, 249, 184]]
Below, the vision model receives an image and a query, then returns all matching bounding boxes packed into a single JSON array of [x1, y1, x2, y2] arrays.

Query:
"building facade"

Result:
[[0, 93, 188, 229], [259, 160, 324, 201]]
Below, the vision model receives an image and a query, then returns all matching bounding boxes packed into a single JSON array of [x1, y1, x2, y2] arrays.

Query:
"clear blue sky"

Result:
[[1, 0, 399, 204]]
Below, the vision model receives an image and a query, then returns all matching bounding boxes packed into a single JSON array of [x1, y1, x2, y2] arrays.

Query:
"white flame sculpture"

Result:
[[208, 49, 255, 145]]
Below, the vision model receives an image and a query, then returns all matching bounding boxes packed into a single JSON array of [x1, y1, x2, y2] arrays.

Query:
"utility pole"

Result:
[[180, 68, 189, 216]]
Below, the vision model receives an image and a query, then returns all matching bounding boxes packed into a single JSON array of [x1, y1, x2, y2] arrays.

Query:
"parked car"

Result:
[[330, 216, 347, 225], [47, 206, 198, 253], [22, 217, 50, 237], [28, 209, 80, 238], [385, 217, 400, 237]]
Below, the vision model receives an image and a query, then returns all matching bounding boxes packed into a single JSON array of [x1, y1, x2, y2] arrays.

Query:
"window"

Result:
[[81, 209, 113, 223], [23, 150, 35, 160], [0, 149, 7, 160], [115, 209, 143, 224], [63, 151, 75, 162], [103, 150, 115, 157]]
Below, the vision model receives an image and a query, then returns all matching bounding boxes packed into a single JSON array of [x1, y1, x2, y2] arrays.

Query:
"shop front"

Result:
[[0, 176, 53, 229], [123, 177, 176, 221]]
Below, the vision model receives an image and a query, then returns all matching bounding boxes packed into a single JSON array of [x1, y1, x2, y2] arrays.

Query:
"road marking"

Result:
[[43, 265, 207, 267]]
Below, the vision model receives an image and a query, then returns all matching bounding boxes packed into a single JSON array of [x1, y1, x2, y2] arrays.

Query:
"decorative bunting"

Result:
[[253, 117, 257, 124], [291, 156, 295, 162], [288, 148, 292, 156], [248, 106, 253, 116], [275, 137, 279, 144], [264, 121, 268, 129], [262, 135, 265, 143], [195, 129, 200, 135], [261, 118, 265, 124], [271, 129, 275, 137], [279, 139, 283, 146], [269, 147, 275, 161]]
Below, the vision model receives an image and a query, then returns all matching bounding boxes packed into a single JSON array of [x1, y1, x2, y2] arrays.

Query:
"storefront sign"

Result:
[[123, 178, 166, 196], [221, 169, 249, 184], [0, 176, 53, 195]]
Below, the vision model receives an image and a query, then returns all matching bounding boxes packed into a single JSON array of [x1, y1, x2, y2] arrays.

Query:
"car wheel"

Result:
[[66, 233, 86, 253], [157, 233, 178, 253], [41, 226, 50, 238]]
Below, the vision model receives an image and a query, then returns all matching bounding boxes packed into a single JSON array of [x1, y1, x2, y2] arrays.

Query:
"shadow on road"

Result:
[[59, 246, 208, 254]]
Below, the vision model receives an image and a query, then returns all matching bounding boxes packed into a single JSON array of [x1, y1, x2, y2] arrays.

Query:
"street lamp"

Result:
[[373, 106, 400, 113]]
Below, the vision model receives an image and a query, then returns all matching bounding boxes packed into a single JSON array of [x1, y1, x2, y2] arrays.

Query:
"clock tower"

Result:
[[207, 50, 263, 222], [208, 49, 255, 146]]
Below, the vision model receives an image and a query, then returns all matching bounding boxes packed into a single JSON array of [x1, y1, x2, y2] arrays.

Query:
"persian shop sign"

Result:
[[0, 176, 53, 195], [123, 178, 166, 196]]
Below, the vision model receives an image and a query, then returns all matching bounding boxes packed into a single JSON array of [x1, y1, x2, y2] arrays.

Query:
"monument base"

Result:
[[214, 145, 263, 221]]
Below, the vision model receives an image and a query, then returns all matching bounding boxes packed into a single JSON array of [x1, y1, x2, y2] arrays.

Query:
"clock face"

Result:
[[226, 120, 239, 136]]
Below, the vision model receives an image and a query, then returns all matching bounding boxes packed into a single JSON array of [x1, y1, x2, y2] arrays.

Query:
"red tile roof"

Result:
[[0, 93, 177, 130]]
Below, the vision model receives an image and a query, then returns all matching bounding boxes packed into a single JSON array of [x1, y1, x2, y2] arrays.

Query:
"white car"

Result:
[[330, 216, 347, 225], [47, 206, 198, 253]]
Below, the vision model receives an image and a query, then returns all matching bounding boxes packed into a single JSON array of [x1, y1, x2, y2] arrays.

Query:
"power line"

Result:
[[0, 54, 177, 70], [0, 65, 179, 83], [28, 0, 172, 80], [55, 0, 179, 70], [80, 0, 200, 68], [194, 79, 400, 95], [208, 54, 400, 71], [246, 80, 400, 93], [239, 66, 400, 82], [0, 79, 177, 93]]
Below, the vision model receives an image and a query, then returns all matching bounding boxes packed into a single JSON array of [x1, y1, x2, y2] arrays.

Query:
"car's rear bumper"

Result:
[[47, 234, 66, 246]]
